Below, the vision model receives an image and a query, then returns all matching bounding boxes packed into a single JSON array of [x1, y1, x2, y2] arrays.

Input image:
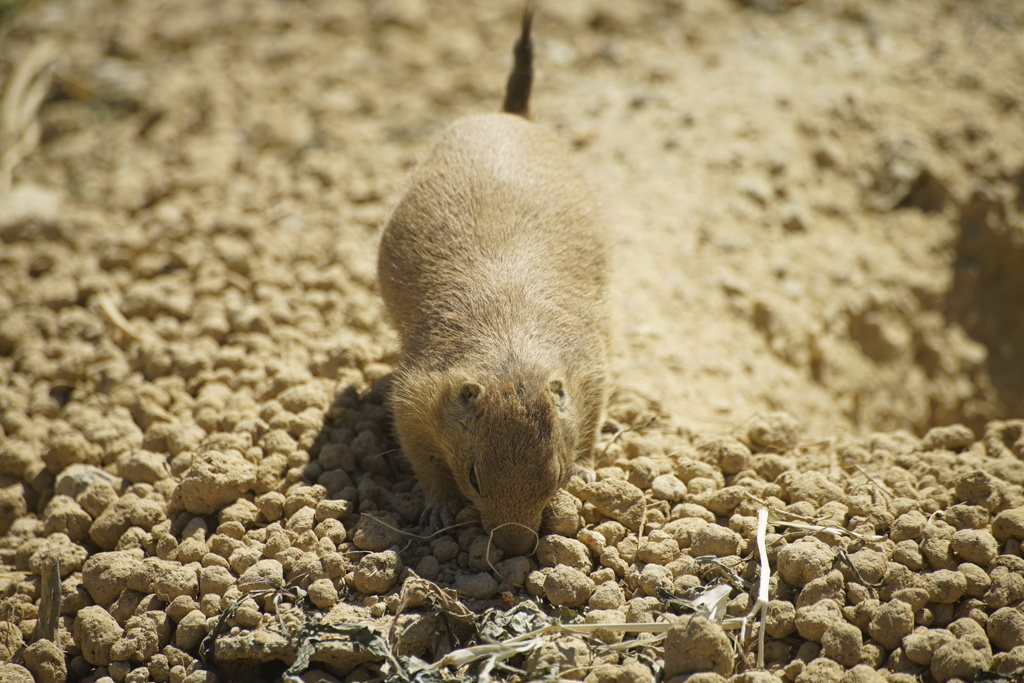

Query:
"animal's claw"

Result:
[[420, 501, 460, 532], [571, 463, 596, 483]]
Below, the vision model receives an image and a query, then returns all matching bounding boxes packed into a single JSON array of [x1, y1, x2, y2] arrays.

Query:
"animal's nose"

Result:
[[490, 523, 537, 557]]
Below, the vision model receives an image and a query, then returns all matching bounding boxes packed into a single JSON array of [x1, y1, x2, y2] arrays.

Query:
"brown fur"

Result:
[[377, 11, 609, 556]]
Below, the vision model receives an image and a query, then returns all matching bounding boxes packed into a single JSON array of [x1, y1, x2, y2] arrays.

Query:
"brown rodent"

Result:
[[377, 10, 610, 556]]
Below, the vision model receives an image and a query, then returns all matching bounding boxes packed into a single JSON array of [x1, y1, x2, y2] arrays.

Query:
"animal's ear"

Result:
[[549, 378, 569, 410], [458, 381, 484, 409]]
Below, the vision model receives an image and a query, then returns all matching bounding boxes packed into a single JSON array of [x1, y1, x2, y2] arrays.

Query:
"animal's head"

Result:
[[435, 369, 582, 555]]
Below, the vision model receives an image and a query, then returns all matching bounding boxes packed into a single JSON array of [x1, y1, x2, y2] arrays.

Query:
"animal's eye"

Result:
[[468, 462, 481, 494]]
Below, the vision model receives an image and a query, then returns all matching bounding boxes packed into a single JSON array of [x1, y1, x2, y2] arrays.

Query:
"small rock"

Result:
[[949, 528, 998, 565], [589, 581, 625, 610], [308, 578, 339, 609], [839, 664, 886, 683], [650, 474, 687, 502], [315, 498, 354, 523], [930, 638, 993, 683], [985, 566, 1024, 608], [959, 562, 992, 597], [821, 619, 862, 667], [689, 524, 742, 557], [638, 563, 671, 596], [992, 645, 1024, 674], [777, 538, 833, 587], [577, 479, 646, 531], [453, 572, 499, 600], [537, 535, 592, 572], [626, 457, 664, 489], [949, 616, 990, 649], [636, 531, 679, 565], [175, 609, 208, 650], [42, 495, 93, 543], [352, 550, 401, 594], [584, 608, 627, 644], [110, 611, 171, 662], [545, 490, 584, 536], [922, 569, 967, 604], [890, 510, 927, 542], [696, 438, 751, 475], [765, 600, 796, 638], [795, 599, 843, 642], [583, 657, 652, 683], [794, 657, 843, 682], [868, 600, 914, 650], [494, 556, 531, 588], [238, 559, 284, 592], [74, 605, 124, 666], [746, 412, 801, 451], [173, 449, 256, 515], [992, 509, 1024, 542], [0, 664, 33, 683], [53, 463, 120, 499], [82, 551, 140, 606], [776, 471, 846, 507], [662, 517, 709, 548], [706, 486, 747, 517], [987, 607, 1024, 651], [144, 561, 198, 602], [22, 639, 67, 683], [903, 628, 957, 666], [199, 565, 236, 596], [837, 548, 887, 585], [920, 424, 974, 451], [525, 635, 592, 680], [28, 533, 88, 577], [663, 615, 734, 677], [543, 565, 594, 608], [796, 570, 845, 609], [350, 514, 404, 551], [943, 504, 989, 530], [954, 471, 1005, 511]]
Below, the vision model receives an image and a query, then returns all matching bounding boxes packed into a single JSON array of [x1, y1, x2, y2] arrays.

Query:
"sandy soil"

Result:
[[1, 0, 1023, 682]]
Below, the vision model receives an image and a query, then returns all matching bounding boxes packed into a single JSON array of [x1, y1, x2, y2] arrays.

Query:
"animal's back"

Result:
[[378, 112, 608, 368]]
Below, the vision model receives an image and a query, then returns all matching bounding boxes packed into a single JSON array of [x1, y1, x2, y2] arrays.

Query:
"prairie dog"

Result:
[[378, 11, 609, 556]]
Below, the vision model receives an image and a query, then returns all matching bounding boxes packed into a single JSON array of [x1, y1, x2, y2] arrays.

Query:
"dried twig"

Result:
[[0, 40, 59, 196], [601, 415, 657, 456], [31, 558, 61, 649], [771, 518, 882, 542], [361, 512, 473, 541], [95, 294, 142, 340], [834, 547, 884, 588], [691, 556, 752, 590], [853, 465, 894, 501], [739, 507, 770, 669]]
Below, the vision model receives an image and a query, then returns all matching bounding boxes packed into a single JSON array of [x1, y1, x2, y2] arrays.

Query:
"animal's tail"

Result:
[[502, 7, 534, 118]]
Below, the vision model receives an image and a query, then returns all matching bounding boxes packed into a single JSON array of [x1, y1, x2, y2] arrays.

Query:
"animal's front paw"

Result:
[[570, 462, 596, 484], [420, 500, 461, 532]]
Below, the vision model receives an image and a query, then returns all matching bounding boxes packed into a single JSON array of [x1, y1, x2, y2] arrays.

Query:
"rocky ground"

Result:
[[1, 0, 1023, 682]]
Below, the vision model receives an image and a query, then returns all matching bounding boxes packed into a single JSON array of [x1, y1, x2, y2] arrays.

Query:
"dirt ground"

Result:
[[1, 0, 1024, 682]]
